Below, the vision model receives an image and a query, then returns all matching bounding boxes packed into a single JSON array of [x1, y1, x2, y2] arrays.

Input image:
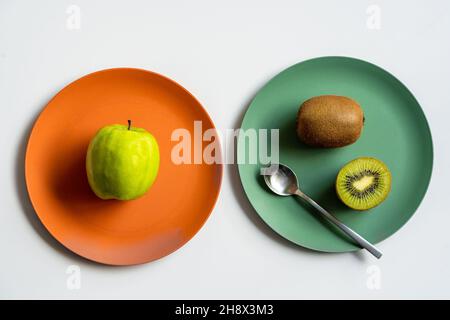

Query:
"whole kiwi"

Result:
[[296, 95, 364, 148]]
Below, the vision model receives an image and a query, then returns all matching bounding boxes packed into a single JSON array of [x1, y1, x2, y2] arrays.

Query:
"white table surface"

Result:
[[1, 0, 449, 299]]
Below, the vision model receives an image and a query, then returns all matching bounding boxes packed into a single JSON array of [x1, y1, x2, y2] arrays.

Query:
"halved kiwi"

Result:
[[336, 157, 391, 210]]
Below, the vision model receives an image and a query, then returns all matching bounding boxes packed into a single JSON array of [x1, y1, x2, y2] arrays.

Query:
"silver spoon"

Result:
[[263, 163, 382, 259]]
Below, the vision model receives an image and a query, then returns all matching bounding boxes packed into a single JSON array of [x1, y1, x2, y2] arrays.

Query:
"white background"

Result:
[[1, 0, 449, 299]]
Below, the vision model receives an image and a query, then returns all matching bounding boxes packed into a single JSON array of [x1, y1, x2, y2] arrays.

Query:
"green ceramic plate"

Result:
[[237, 56, 433, 253]]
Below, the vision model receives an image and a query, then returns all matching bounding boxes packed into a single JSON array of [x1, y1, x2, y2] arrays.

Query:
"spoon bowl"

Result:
[[263, 164, 299, 196]]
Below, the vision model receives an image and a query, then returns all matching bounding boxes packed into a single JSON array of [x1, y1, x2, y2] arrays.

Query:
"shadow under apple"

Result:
[[51, 141, 122, 216]]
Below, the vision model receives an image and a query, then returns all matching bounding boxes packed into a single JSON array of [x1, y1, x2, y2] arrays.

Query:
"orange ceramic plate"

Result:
[[25, 68, 222, 265]]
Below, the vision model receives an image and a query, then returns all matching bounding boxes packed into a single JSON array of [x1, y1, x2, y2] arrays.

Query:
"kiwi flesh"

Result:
[[336, 157, 391, 210]]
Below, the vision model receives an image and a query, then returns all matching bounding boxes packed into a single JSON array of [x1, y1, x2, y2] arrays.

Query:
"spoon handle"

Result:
[[294, 190, 383, 259]]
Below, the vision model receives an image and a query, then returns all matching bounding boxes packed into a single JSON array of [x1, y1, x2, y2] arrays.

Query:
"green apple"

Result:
[[86, 121, 160, 200]]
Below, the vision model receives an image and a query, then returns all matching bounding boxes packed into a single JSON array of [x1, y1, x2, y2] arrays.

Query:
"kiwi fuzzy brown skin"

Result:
[[296, 95, 364, 148]]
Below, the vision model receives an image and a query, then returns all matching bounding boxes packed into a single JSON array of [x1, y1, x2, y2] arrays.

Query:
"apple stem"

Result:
[[128, 120, 131, 130]]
